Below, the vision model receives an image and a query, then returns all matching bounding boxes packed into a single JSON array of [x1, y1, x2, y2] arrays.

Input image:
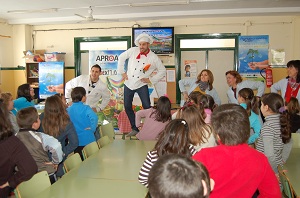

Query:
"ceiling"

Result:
[[0, 0, 300, 25]]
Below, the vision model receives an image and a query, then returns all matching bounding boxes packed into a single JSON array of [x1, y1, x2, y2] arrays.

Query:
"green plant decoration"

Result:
[[247, 49, 259, 65]]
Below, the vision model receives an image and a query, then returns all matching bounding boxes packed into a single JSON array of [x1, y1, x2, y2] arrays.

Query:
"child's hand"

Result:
[[0, 182, 9, 189], [44, 162, 58, 170], [84, 127, 91, 130]]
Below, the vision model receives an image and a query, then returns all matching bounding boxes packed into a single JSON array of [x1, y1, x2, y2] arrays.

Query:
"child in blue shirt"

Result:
[[67, 87, 98, 160], [238, 88, 262, 145]]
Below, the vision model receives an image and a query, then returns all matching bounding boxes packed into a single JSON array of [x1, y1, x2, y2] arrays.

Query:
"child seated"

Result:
[[148, 154, 214, 198], [67, 87, 98, 160], [138, 119, 196, 187], [193, 104, 281, 198], [16, 107, 63, 183]]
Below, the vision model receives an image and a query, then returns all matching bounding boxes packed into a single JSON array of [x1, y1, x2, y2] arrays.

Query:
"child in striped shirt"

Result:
[[256, 93, 292, 174], [138, 119, 196, 187]]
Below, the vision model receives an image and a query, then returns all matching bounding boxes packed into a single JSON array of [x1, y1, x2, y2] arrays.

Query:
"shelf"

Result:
[[28, 77, 39, 78]]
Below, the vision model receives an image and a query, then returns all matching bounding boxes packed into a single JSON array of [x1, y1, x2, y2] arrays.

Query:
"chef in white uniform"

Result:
[[118, 33, 166, 137], [65, 64, 110, 112]]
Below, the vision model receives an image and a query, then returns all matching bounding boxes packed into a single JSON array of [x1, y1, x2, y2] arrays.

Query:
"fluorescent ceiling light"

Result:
[[7, 8, 58, 14], [129, 1, 189, 7]]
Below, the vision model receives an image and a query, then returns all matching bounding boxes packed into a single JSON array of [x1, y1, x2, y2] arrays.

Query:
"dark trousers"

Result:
[[124, 85, 151, 131]]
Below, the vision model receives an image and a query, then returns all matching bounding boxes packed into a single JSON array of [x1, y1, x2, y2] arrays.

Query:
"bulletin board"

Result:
[[166, 67, 176, 104]]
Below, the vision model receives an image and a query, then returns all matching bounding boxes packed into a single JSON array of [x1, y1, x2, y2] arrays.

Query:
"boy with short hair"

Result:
[[16, 107, 63, 183], [67, 87, 98, 159], [148, 154, 213, 198], [193, 104, 281, 198]]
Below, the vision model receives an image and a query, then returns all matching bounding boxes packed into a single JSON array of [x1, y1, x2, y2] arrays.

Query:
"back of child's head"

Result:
[[261, 93, 283, 113], [198, 94, 216, 113], [0, 92, 12, 108], [188, 91, 203, 105], [148, 154, 211, 198], [238, 88, 260, 115], [212, 104, 250, 145], [261, 93, 291, 143], [0, 99, 13, 140], [287, 97, 300, 114], [71, 87, 86, 102], [152, 96, 171, 123], [176, 104, 211, 145], [43, 95, 70, 137], [154, 119, 191, 157], [17, 107, 38, 129]]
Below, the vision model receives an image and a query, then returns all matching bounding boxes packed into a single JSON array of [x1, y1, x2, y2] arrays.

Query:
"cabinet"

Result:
[[26, 62, 39, 88], [26, 62, 40, 101]]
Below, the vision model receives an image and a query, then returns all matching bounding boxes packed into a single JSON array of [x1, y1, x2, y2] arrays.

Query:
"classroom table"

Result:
[[32, 140, 156, 198], [284, 148, 300, 197]]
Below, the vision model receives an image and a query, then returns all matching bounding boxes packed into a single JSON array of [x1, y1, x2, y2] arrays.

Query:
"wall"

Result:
[[1, 15, 300, 102]]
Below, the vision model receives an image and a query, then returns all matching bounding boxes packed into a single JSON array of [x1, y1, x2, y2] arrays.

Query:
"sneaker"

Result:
[[126, 130, 138, 137]]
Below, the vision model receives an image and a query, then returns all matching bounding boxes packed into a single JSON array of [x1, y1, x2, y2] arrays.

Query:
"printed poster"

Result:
[[184, 60, 197, 78], [39, 62, 64, 99], [238, 35, 269, 79]]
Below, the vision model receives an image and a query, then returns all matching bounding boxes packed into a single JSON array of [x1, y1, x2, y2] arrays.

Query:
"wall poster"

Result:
[[39, 61, 64, 99], [184, 60, 197, 78], [238, 35, 269, 80]]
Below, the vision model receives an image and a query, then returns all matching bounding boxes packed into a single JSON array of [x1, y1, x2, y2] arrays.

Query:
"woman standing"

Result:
[[179, 69, 221, 106], [12, 83, 35, 115], [271, 60, 300, 103], [226, 70, 265, 104]]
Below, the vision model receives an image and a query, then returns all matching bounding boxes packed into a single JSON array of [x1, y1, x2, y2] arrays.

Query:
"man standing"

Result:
[[118, 33, 166, 137], [65, 64, 110, 113]]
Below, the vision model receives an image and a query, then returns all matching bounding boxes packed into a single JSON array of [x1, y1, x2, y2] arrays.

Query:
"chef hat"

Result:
[[134, 33, 154, 46]]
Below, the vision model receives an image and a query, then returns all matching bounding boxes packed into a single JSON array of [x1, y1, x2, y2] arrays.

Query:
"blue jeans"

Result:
[[124, 85, 151, 131]]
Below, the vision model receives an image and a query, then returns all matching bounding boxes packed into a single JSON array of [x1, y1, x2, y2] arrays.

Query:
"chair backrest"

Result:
[[82, 141, 99, 160], [278, 165, 295, 198], [97, 135, 111, 148], [63, 153, 82, 173], [15, 171, 51, 198], [100, 123, 115, 141], [292, 133, 300, 148]]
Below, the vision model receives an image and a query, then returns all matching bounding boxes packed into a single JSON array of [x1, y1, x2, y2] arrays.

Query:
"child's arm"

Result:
[[63, 122, 79, 157], [138, 151, 156, 187], [135, 109, 148, 128], [86, 107, 98, 132], [39, 133, 63, 164], [261, 126, 277, 172], [248, 116, 261, 144]]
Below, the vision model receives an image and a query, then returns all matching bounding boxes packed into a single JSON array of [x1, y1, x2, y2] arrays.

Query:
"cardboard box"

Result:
[[23, 50, 45, 63], [44, 52, 66, 62]]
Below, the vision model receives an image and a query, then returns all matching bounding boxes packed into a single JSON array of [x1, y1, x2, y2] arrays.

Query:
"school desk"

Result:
[[32, 140, 156, 198]]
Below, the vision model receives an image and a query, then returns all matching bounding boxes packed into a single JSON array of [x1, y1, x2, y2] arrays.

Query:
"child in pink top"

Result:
[[198, 94, 216, 124], [136, 96, 171, 140]]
